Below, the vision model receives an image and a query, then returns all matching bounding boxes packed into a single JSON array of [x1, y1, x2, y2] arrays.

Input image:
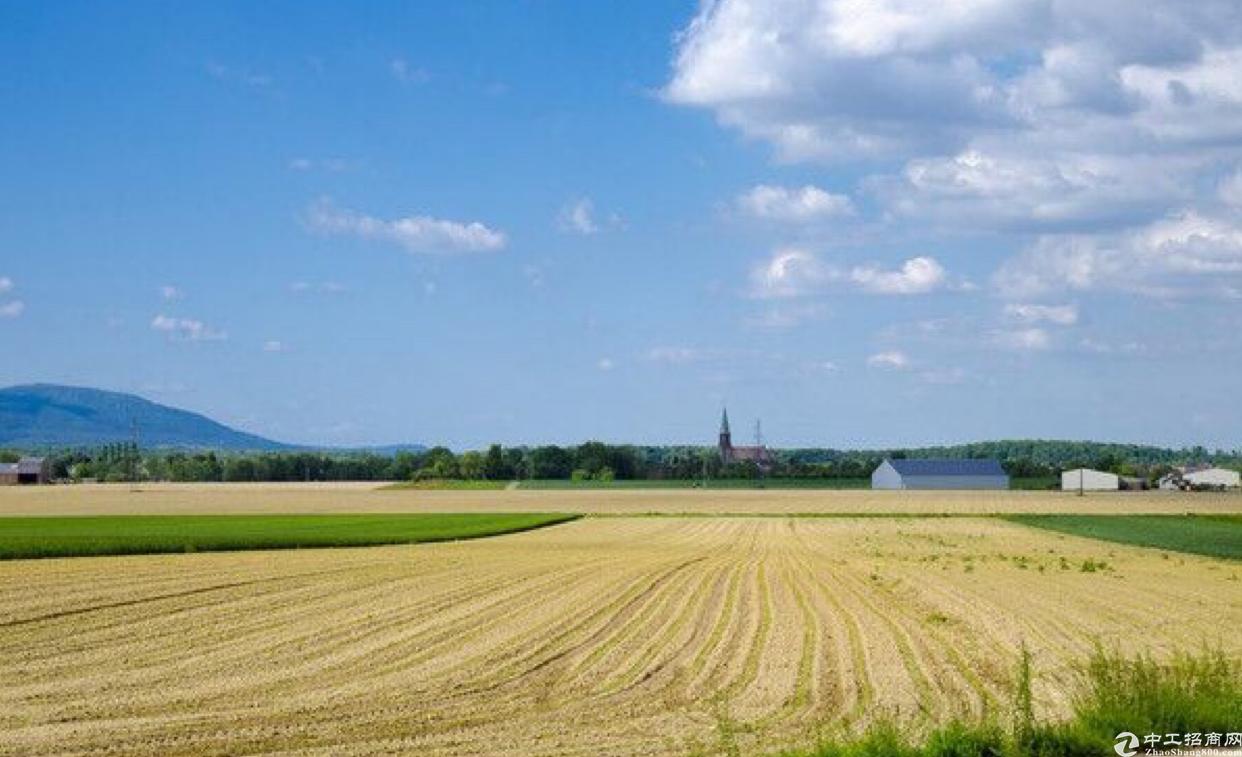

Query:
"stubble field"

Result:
[[2, 481, 1241, 516], [3, 510, 1239, 756]]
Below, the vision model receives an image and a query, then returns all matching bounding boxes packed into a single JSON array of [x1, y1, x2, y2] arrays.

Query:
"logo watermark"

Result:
[[1115, 731, 1242, 756]]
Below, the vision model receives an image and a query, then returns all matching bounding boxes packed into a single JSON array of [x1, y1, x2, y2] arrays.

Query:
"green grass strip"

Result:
[[1003, 514, 1242, 560], [0, 513, 580, 560]]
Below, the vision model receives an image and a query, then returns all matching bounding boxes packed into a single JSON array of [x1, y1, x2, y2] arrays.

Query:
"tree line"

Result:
[[2, 439, 1238, 484]]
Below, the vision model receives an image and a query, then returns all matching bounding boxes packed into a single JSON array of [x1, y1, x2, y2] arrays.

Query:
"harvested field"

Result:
[[2, 481, 1241, 516], [3, 517, 1239, 756]]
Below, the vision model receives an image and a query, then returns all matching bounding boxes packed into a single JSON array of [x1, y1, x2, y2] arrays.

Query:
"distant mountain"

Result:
[[0, 384, 293, 450]]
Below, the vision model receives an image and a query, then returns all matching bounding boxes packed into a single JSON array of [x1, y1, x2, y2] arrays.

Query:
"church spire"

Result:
[[719, 406, 731, 436]]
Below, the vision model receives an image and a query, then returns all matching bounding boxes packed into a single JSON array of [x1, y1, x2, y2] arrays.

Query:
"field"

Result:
[[3, 481, 1242, 516], [0, 513, 577, 560], [1007, 514, 1242, 561], [3, 501, 1241, 756]]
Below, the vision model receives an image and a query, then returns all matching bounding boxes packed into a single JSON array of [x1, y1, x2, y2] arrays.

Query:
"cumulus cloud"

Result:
[[263, 340, 287, 353], [596, 357, 615, 371], [666, 0, 1242, 253], [745, 302, 828, 329], [736, 184, 855, 222], [1004, 303, 1078, 325], [867, 350, 909, 369], [151, 315, 226, 342], [307, 199, 506, 254], [390, 58, 430, 85], [159, 285, 183, 301], [850, 256, 947, 294], [995, 211, 1242, 296], [290, 280, 347, 294], [992, 327, 1051, 351], [1, 278, 23, 318], [750, 248, 841, 299], [558, 198, 599, 235], [750, 249, 954, 298]]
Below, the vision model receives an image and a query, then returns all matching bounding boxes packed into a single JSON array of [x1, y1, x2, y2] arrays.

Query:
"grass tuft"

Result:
[[782, 648, 1240, 757]]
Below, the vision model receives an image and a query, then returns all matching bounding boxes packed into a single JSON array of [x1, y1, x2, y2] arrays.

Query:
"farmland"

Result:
[[0, 513, 577, 560], [2, 510, 1240, 756], [3, 481, 1242, 516]]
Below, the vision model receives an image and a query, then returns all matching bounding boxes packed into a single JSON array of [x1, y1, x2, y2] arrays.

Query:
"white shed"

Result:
[[1060, 468, 1119, 491], [1183, 467, 1241, 488]]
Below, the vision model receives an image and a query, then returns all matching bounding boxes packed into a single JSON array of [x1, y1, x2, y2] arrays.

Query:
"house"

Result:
[[0, 456, 49, 485], [871, 458, 1009, 490], [1060, 468, 1119, 491]]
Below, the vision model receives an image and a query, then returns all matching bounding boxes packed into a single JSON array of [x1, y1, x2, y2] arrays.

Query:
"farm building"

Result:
[[1184, 466, 1240, 489], [871, 458, 1009, 490], [1060, 468, 1119, 491], [0, 456, 49, 485]]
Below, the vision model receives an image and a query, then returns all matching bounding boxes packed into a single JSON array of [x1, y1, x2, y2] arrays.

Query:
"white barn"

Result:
[[1184, 467, 1240, 489], [1061, 468, 1119, 491], [872, 458, 1009, 490]]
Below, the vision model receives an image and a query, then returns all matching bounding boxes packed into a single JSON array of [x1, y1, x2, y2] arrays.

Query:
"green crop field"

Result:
[[1005, 514, 1242, 560], [0, 513, 579, 560]]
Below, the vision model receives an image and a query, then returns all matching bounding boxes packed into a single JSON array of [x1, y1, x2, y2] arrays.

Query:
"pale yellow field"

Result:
[[2, 481, 1241, 516], [2, 517, 1239, 756]]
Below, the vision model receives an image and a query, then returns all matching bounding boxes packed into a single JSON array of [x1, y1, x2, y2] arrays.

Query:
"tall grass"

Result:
[[783, 647, 1241, 757]]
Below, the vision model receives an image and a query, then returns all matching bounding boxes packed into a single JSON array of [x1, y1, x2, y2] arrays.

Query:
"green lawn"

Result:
[[0, 513, 580, 560], [1004, 514, 1242, 560], [515, 478, 871, 490]]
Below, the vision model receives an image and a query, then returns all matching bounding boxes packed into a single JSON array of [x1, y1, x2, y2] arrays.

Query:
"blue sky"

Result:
[[2, 1, 1240, 450]]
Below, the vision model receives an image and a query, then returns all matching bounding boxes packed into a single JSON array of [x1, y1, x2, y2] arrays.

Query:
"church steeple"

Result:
[[719, 407, 731, 436], [718, 407, 732, 459]]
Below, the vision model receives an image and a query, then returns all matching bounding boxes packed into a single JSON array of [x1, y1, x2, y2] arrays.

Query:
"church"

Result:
[[717, 408, 770, 466]]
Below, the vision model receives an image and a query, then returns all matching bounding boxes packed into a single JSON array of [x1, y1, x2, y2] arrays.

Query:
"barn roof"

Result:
[[886, 458, 1006, 477], [0, 463, 17, 475], [17, 456, 46, 474]]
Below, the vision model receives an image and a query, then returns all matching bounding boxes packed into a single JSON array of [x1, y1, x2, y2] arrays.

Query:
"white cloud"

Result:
[[159, 285, 183, 301], [0, 277, 11, 294], [995, 210, 1242, 296], [289, 157, 354, 172], [307, 199, 506, 254], [1004, 303, 1079, 325], [867, 350, 909, 369], [558, 198, 599, 235], [263, 340, 287, 353], [0, 300, 24, 319], [850, 256, 947, 294], [992, 327, 1051, 351], [390, 58, 430, 85], [750, 248, 841, 299], [666, 0, 1242, 264], [290, 280, 347, 294], [597, 357, 615, 371], [737, 184, 855, 222], [752, 249, 958, 298], [205, 61, 272, 88], [151, 314, 226, 342], [645, 346, 718, 365]]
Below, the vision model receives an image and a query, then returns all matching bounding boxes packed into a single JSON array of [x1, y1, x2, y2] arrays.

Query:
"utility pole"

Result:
[[755, 418, 765, 490], [129, 416, 141, 492]]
